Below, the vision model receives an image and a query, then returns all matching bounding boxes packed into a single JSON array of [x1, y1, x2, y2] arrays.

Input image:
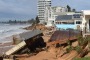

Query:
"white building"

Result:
[[81, 10, 90, 33], [37, 0, 51, 23], [45, 6, 67, 27]]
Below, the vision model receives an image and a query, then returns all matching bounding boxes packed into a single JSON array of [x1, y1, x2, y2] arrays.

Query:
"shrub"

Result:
[[77, 36, 88, 46], [84, 36, 90, 49], [77, 36, 84, 46], [74, 46, 82, 54], [85, 36, 90, 42], [67, 40, 71, 46], [66, 46, 73, 53]]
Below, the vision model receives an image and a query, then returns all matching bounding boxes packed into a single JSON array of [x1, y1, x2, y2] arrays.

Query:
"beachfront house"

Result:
[[82, 10, 90, 33], [45, 7, 82, 29], [55, 14, 82, 30]]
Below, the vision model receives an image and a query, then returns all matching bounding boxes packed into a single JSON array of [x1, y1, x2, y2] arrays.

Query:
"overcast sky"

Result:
[[0, 0, 90, 21]]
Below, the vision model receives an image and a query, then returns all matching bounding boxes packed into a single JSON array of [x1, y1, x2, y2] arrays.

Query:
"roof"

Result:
[[56, 15, 73, 21], [49, 30, 80, 42], [19, 29, 42, 41], [55, 14, 82, 21]]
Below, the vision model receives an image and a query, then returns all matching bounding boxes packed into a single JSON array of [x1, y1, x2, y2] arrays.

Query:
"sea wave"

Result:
[[0, 24, 31, 41]]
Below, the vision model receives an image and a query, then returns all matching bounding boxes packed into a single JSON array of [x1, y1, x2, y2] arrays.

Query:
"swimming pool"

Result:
[[56, 24, 76, 29]]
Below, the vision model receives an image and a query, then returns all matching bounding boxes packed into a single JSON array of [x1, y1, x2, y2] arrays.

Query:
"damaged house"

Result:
[[0, 29, 46, 59]]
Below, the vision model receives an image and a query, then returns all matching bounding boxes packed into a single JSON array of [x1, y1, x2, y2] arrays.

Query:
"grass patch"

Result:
[[74, 57, 90, 60]]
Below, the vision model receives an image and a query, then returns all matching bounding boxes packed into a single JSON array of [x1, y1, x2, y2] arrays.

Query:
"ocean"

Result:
[[0, 23, 31, 43]]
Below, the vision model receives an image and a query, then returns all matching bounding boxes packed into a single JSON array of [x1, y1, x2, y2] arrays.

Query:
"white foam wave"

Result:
[[0, 24, 31, 42]]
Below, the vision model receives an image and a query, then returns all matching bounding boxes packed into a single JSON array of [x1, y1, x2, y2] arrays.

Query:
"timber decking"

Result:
[[47, 30, 80, 46]]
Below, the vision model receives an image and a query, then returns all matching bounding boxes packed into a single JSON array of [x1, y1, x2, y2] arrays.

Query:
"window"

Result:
[[76, 21, 82, 24], [73, 14, 81, 18], [62, 22, 74, 24], [56, 22, 61, 24]]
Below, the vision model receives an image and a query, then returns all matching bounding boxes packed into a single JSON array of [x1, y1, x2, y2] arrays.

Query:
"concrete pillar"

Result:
[[82, 15, 87, 35]]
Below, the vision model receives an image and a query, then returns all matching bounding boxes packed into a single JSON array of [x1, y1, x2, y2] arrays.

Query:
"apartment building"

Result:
[[37, 0, 51, 23]]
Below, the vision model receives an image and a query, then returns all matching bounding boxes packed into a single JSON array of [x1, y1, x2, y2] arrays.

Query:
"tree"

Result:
[[72, 9, 76, 12], [14, 20, 17, 23], [9, 20, 12, 23], [67, 5, 71, 12], [28, 19, 35, 23], [35, 16, 40, 24]]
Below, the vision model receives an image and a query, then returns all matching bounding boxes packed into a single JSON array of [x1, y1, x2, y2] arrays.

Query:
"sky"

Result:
[[0, 0, 90, 21]]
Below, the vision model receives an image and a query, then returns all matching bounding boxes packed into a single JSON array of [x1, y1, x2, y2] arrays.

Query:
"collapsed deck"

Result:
[[47, 30, 81, 46], [0, 30, 43, 56]]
